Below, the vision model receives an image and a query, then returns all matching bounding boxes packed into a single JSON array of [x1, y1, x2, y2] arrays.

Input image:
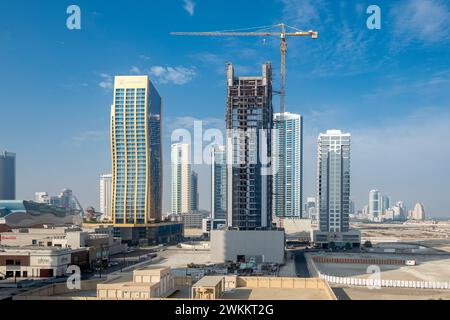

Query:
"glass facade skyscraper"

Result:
[[190, 171, 199, 212], [317, 130, 351, 233], [226, 63, 273, 230], [211, 145, 227, 221], [273, 112, 303, 219], [110, 76, 162, 225], [0, 151, 15, 201], [369, 190, 382, 222]]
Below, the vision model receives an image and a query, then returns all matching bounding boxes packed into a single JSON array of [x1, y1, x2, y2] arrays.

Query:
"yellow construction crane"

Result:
[[171, 23, 318, 229], [171, 24, 317, 117]]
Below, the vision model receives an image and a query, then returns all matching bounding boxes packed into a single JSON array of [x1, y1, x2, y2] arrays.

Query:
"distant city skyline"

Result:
[[2, 1, 450, 218]]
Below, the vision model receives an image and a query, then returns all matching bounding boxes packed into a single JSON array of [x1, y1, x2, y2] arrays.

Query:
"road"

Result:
[[293, 250, 310, 278], [331, 287, 351, 300], [292, 249, 352, 300]]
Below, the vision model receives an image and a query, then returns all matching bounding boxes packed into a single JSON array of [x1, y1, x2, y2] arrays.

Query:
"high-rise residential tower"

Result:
[[382, 195, 390, 213], [0, 151, 15, 200], [312, 130, 360, 247], [211, 145, 227, 221], [226, 63, 273, 230], [190, 171, 199, 212], [304, 197, 317, 219], [110, 76, 162, 225], [316, 130, 351, 233], [369, 190, 382, 222], [171, 143, 191, 215], [272, 112, 303, 219], [100, 174, 112, 221]]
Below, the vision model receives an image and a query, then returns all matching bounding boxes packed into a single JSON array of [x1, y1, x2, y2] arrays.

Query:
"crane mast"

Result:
[[171, 24, 318, 229]]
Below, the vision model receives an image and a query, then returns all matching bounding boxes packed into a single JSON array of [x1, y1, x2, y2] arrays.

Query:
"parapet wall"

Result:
[[312, 256, 405, 265], [236, 276, 336, 300], [13, 278, 105, 300]]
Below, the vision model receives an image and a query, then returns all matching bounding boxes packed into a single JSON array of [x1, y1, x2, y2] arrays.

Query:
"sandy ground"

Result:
[[222, 287, 330, 300], [352, 221, 450, 251], [152, 247, 212, 268], [337, 286, 450, 300], [312, 253, 450, 282]]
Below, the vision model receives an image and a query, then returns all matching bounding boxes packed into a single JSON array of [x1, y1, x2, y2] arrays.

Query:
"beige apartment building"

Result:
[[0, 246, 86, 278]]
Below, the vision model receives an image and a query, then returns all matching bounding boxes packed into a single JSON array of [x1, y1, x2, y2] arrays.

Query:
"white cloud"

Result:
[[130, 66, 142, 74], [148, 66, 196, 85], [280, 0, 326, 27], [98, 73, 113, 90], [183, 0, 195, 16], [390, 0, 450, 47], [363, 69, 450, 100], [279, 0, 381, 77], [139, 54, 151, 61]]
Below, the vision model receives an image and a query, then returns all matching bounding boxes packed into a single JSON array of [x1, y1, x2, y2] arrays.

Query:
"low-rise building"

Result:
[[210, 229, 285, 264], [97, 267, 175, 300], [0, 225, 127, 273], [0, 246, 87, 278], [183, 211, 209, 229], [202, 218, 227, 236], [311, 229, 361, 248], [192, 276, 225, 300], [112, 222, 183, 246]]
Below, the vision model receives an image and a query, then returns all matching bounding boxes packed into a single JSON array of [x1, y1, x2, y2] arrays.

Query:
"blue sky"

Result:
[[0, 0, 449, 217]]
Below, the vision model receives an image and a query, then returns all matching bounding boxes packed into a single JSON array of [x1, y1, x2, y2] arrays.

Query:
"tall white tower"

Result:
[[171, 143, 191, 215], [272, 112, 303, 219], [317, 130, 351, 233], [100, 174, 112, 221]]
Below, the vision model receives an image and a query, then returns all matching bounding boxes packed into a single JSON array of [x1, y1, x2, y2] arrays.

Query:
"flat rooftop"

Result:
[[0, 245, 78, 252], [222, 287, 331, 300], [192, 276, 224, 287]]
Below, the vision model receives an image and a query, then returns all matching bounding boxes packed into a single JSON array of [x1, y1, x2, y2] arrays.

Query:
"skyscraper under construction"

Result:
[[225, 63, 273, 230]]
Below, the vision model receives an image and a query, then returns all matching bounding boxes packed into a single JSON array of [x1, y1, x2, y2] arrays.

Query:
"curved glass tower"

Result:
[[110, 76, 162, 226]]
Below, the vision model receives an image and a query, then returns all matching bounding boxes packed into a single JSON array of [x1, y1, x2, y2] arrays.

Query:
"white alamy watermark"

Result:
[[66, 5, 81, 30], [366, 265, 382, 290], [66, 265, 81, 290], [367, 5, 381, 30], [171, 121, 278, 176]]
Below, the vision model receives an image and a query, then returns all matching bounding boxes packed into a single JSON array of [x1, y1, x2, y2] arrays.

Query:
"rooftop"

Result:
[[192, 276, 225, 287], [0, 245, 87, 253]]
